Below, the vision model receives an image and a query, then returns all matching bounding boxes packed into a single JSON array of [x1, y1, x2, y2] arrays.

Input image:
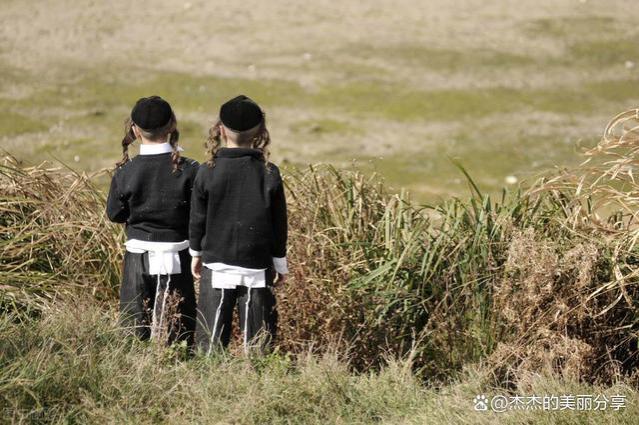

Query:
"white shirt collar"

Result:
[[139, 142, 184, 155]]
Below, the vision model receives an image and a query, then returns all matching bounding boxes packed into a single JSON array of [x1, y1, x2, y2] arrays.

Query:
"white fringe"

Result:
[[208, 269, 225, 356]]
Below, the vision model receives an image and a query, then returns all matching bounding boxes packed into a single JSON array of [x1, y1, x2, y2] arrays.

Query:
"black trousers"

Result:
[[195, 267, 278, 354], [119, 248, 196, 348]]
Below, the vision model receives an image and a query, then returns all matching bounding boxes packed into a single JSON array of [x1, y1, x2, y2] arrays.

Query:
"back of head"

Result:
[[220, 95, 263, 133], [131, 96, 175, 140], [118, 95, 182, 172], [206, 94, 271, 167]]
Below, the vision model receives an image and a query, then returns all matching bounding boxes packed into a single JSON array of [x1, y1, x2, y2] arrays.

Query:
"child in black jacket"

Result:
[[190, 95, 288, 354], [107, 96, 199, 349]]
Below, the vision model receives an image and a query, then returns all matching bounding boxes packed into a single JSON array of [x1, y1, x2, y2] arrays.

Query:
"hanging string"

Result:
[[208, 269, 225, 356], [244, 285, 252, 354]]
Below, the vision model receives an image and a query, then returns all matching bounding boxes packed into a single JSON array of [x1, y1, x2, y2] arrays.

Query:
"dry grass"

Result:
[[2, 109, 639, 389], [494, 109, 639, 386], [0, 156, 122, 312], [1, 295, 637, 424]]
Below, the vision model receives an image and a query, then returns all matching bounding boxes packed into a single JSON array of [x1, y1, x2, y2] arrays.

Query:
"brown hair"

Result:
[[205, 116, 271, 169], [116, 111, 181, 172]]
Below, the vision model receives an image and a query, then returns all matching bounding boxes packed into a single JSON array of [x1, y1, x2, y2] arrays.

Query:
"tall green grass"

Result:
[[2, 109, 639, 400], [280, 161, 638, 385]]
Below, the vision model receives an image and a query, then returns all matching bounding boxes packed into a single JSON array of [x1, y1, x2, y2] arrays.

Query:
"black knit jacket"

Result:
[[106, 153, 199, 242], [189, 147, 288, 268]]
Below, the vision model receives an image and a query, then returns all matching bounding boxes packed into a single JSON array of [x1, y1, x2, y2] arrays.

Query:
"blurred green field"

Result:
[[1, 1, 638, 201]]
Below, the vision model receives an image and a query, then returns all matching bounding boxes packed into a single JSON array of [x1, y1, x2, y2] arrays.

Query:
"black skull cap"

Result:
[[131, 95, 173, 130], [219, 95, 264, 132]]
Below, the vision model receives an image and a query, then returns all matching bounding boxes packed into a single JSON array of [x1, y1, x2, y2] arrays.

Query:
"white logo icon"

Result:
[[474, 394, 488, 411]]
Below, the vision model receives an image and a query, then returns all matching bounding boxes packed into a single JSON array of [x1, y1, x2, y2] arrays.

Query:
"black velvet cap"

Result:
[[131, 96, 173, 131], [219, 95, 263, 132]]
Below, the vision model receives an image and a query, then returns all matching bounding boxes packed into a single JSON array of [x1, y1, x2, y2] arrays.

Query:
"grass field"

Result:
[[3, 138, 639, 422], [3, 1, 639, 423], [3, 296, 638, 424], [2, 0, 639, 201]]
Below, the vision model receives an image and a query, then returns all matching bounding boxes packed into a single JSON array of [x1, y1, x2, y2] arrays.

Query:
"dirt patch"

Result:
[[2, 0, 638, 201]]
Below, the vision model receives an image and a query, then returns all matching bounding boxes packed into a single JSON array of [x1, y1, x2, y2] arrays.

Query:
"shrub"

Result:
[[2, 110, 639, 386]]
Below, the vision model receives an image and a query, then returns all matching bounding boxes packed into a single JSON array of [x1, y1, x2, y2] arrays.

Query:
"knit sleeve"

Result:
[[189, 168, 207, 254], [271, 169, 288, 259], [106, 171, 129, 223]]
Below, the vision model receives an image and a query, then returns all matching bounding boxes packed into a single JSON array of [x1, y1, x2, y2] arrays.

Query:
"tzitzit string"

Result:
[[150, 270, 161, 339], [208, 269, 224, 356], [150, 254, 171, 340], [244, 285, 252, 354]]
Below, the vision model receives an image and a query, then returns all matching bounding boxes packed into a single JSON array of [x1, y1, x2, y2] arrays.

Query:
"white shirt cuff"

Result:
[[273, 256, 288, 274], [189, 248, 202, 257]]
